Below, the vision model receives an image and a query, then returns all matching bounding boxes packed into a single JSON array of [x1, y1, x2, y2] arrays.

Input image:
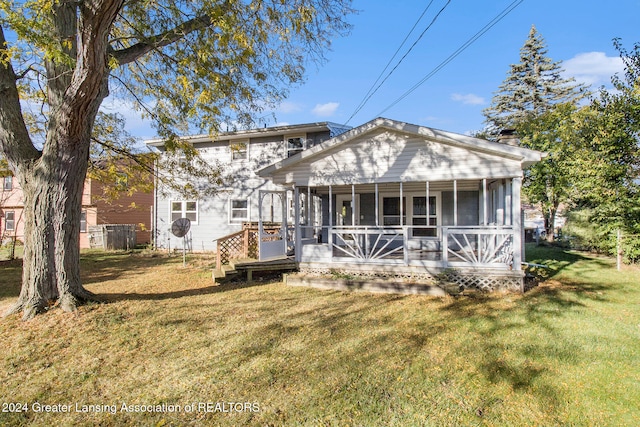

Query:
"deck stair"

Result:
[[213, 257, 298, 284]]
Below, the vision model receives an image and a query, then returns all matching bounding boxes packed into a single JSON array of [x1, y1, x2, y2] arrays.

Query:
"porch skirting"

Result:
[[295, 262, 524, 294]]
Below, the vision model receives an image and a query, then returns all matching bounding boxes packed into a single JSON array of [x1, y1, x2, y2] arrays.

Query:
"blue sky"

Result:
[[112, 0, 640, 139]]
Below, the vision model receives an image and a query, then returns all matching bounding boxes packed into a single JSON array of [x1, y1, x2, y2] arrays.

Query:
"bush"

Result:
[[563, 208, 640, 264]]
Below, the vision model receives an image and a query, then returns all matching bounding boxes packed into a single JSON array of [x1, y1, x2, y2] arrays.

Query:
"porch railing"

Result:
[[330, 226, 405, 261], [302, 225, 516, 269], [442, 227, 515, 267]]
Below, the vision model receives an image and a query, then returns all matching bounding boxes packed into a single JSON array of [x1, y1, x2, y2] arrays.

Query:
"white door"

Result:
[[258, 190, 287, 261], [336, 194, 359, 226]]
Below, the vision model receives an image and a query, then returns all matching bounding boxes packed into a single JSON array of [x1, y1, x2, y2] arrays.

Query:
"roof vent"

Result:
[[497, 129, 519, 146]]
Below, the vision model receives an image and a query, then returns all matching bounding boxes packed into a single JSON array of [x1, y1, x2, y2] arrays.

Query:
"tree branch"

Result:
[[110, 14, 212, 65], [0, 26, 41, 168]]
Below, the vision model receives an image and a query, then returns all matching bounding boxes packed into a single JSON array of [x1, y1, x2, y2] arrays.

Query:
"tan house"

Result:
[[1, 167, 153, 249]]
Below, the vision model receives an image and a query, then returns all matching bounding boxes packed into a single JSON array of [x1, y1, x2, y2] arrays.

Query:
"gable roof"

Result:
[[259, 118, 544, 180], [145, 121, 351, 148]]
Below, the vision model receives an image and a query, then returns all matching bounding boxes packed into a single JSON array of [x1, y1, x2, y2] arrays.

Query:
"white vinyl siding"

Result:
[[270, 130, 523, 186]]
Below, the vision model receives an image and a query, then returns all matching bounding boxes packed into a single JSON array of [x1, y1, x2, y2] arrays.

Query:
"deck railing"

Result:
[[215, 228, 259, 270]]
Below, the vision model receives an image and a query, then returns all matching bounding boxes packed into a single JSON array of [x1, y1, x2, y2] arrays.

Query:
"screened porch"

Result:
[[289, 178, 524, 270]]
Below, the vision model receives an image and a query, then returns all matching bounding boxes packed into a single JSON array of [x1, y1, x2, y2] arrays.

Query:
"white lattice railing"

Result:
[[330, 227, 405, 261], [443, 227, 515, 267]]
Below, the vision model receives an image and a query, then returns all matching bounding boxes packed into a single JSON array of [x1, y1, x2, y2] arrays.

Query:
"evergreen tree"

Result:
[[483, 25, 587, 132], [483, 25, 588, 241]]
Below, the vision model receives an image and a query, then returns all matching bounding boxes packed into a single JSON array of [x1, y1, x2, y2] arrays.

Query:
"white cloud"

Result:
[[562, 52, 624, 87], [311, 102, 340, 117], [451, 93, 485, 105], [277, 101, 303, 114]]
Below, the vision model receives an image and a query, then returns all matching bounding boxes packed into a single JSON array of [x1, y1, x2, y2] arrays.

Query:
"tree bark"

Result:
[[2, 0, 123, 320]]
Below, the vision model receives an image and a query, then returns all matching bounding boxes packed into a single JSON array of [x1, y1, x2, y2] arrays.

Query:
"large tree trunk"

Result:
[[7, 140, 95, 319], [1, 1, 123, 320]]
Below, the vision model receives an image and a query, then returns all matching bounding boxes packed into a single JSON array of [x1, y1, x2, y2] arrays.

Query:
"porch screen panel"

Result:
[[382, 197, 406, 226], [442, 191, 479, 226], [412, 196, 436, 236], [359, 193, 376, 226]]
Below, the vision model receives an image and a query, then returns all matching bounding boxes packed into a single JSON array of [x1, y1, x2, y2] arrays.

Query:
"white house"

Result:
[[146, 121, 351, 251], [150, 118, 545, 292]]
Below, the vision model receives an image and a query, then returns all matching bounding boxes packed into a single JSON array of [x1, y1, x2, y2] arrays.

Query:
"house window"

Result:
[[3, 176, 12, 191], [382, 197, 406, 226], [412, 196, 437, 237], [171, 201, 198, 223], [230, 142, 248, 161], [230, 199, 249, 223], [4, 211, 15, 231], [80, 210, 87, 232], [286, 136, 305, 157]]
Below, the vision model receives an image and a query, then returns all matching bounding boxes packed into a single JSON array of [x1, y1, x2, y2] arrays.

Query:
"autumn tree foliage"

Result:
[[0, 0, 353, 319]]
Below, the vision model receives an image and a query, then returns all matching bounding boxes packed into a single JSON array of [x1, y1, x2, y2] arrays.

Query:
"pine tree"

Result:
[[483, 25, 587, 132]]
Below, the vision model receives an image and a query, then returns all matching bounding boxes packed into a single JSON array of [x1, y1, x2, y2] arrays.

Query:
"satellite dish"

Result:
[[171, 218, 191, 238]]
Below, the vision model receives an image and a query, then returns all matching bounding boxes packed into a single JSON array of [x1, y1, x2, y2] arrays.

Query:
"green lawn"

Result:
[[0, 246, 639, 426]]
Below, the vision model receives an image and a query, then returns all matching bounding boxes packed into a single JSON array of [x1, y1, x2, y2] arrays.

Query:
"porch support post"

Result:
[[375, 183, 379, 226], [505, 179, 513, 226], [351, 184, 356, 226], [400, 181, 404, 226], [512, 177, 523, 270], [307, 186, 312, 225], [294, 186, 301, 262], [328, 185, 333, 228], [453, 180, 458, 227], [482, 178, 488, 226], [426, 180, 430, 218]]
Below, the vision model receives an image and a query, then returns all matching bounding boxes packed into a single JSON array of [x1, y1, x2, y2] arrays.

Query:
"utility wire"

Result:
[[376, 0, 525, 118], [345, 0, 452, 125], [346, 0, 436, 124]]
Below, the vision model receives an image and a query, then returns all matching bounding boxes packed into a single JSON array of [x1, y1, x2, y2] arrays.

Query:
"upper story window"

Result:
[[286, 136, 306, 157], [3, 176, 12, 191], [230, 142, 248, 161]]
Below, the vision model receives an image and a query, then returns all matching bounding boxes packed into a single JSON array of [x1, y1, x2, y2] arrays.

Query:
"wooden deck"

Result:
[[213, 257, 297, 283]]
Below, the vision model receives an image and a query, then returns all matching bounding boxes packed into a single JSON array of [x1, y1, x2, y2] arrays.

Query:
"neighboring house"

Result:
[[1, 166, 153, 249], [146, 121, 351, 251], [150, 118, 545, 291]]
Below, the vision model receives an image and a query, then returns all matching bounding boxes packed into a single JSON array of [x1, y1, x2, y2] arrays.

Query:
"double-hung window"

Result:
[[171, 201, 198, 223], [229, 199, 249, 223], [4, 211, 15, 231], [80, 211, 87, 232], [230, 141, 248, 161], [286, 136, 305, 157], [3, 176, 12, 191]]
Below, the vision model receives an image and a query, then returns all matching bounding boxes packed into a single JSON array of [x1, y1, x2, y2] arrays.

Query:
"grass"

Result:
[[0, 246, 639, 426]]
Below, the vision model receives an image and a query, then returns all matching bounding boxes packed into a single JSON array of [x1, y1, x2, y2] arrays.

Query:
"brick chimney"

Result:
[[497, 129, 519, 146]]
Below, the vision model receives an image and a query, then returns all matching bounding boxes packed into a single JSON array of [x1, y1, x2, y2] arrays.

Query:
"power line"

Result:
[[376, 0, 525, 118], [346, 0, 437, 123], [345, 0, 452, 125]]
